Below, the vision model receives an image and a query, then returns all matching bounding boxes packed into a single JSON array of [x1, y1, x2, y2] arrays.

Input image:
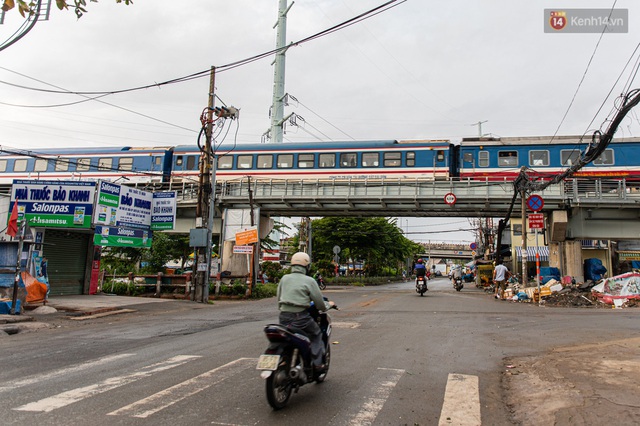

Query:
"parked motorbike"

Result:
[[415, 275, 427, 296], [315, 275, 326, 290], [454, 277, 464, 292], [258, 301, 337, 410]]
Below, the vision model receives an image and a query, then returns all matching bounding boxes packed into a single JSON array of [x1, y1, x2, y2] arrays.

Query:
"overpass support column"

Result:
[[563, 240, 584, 283]]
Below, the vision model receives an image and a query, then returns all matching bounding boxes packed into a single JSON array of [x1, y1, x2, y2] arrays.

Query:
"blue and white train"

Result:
[[0, 135, 639, 185]]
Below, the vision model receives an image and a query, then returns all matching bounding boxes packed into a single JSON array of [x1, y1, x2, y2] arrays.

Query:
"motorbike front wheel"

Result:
[[266, 361, 292, 410]]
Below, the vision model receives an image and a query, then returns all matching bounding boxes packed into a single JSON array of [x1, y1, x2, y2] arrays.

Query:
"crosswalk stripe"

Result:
[[338, 367, 405, 426], [438, 373, 481, 426], [0, 353, 135, 393], [13, 355, 200, 413], [108, 357, 256, 418]]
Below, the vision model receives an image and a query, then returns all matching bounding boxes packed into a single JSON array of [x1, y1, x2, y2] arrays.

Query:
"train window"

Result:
[[34, 159, 48, 172], [175, 156, 183, 167], [257, 154, 273, 169], [55, 158, 68, 172], [498, 151, 518, 167], [340, 153, 357, 168], [14, 159, 27, 172], [529, 150, 549, 167], [436, 150, 445, 162], [478, 151, 489, 167], [277, 154, 293, 169], [0, 160, 6, 172], [362, 153, 379, 167], [218, 156, 233, 169], [186, 156, 197, 170], [463, 152, 474, 163], [298, 154, 314, 168], [561, 150, 580, 166], [406, 152, 416, 167], [77, 158, 91, 171], [383, 152, 401, 167], [319, 153, 335, 168], [237, 155, 253, 169], [98, 158, 112, 171], [592, 149, 614, 166], [154, 156, 162, 166], [118, 157, 133, 171]]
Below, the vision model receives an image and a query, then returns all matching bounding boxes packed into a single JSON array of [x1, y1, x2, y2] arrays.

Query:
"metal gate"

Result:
[[43, 230, 90, 295]]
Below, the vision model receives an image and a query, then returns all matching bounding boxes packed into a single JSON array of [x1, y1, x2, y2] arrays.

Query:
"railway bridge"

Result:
[[164, 177, 640, 241]]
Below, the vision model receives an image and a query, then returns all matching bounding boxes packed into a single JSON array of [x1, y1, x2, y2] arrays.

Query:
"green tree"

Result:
[[310, 217, 420, 276], [141, 232, 190, 273], [2, 0, 132, 19]]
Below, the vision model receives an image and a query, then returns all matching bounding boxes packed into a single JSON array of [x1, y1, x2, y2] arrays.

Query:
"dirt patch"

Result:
[[542, 288, 640, 309], [503, 337, 640, 425]]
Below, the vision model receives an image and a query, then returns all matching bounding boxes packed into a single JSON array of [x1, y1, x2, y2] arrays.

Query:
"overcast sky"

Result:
[[1, 0, 639, 243]]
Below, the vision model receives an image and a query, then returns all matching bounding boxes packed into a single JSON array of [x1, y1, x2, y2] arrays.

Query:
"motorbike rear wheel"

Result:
[[266, 361, 292, 410]]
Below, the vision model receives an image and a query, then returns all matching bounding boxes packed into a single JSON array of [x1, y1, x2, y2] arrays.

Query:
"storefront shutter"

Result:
[[43, 230, 90, 295]]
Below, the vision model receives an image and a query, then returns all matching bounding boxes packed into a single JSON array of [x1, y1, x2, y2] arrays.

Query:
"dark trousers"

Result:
[[279, 311, 324, 367]]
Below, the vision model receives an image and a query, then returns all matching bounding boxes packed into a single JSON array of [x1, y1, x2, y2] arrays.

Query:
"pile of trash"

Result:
[[591, 272, 640, 308], [542, 288, 600, 308]]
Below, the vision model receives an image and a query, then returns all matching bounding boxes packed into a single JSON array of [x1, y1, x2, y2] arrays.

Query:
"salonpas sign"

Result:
[[94, 226, 152, 248], [10, 180, 96, 229], [93, 181, 153, 230]]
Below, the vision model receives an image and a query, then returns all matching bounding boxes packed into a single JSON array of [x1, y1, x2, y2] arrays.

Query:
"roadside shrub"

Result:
[[104, 280, 144, 296], [253, 283, 278, 299]]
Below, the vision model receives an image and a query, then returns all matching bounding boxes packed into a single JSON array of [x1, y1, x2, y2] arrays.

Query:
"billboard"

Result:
[[93, 181, 153, 230]]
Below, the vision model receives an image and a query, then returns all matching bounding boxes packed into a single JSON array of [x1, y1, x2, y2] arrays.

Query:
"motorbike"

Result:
[[415, 275, 427, 296], [315, 274, 326, 290], [258, 300, 337, 410], [454, 276, 464, 291]]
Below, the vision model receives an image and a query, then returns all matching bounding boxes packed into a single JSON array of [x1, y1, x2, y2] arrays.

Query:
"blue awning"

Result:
[[516, 246, 549, 262]]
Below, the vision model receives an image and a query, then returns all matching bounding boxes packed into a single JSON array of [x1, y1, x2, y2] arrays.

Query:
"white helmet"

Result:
[[291, 252, 311, 267]]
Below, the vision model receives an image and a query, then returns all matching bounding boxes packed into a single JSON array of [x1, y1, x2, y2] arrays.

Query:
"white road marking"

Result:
[[438, 373, 481, 426], [341, 367, 405, 426], [332, 321, 361, 329], [0, 353, 135, 393], [13, 355, 200, 413], [108, 357, 256, 418]]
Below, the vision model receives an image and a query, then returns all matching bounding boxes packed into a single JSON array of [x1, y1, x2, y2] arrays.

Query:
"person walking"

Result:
[[493, 260, 510, 300]]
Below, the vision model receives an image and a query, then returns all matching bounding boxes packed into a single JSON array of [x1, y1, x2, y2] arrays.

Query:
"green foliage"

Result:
[[253, 283, 278, 299], [310, 217, 420, 276], [261, 262, 284, 283], [104, 280, 144, 296], [140, 232, 190, 274], [3, 0, 132, 18]]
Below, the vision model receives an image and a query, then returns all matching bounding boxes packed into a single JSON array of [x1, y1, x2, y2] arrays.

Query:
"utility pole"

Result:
[[471, 120, 488, 138], [195, 66, 216, 303], [520, 187, 528, 288], [269, 0, 293, 144]]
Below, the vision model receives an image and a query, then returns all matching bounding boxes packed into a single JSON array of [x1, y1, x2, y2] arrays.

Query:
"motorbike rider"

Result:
[[277, 252, 335, 372], [414, 259, 428, 289], [451, 265, 462, 286]]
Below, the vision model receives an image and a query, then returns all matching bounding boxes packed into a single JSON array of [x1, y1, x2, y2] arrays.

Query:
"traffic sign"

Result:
[[469, 242, 477, 250], [526, 194, 544, 212], [233, 245, 254, 254], [444, 192, 457, 206], [528, 213, 545, 229]]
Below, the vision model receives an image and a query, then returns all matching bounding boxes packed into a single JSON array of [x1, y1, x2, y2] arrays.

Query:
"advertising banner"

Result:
[[151, 191, 177, 231], [10, 180, 96, 229], [93, 181, 153, 230], [93, 225, 152, 248]]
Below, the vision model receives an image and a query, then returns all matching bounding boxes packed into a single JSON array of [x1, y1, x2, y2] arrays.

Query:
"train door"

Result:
[[459, 148, 477, 177]]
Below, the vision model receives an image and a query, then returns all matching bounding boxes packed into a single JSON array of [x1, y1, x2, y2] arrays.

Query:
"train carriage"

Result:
[[0, 146, 174, 185], [456, 135, 640, 181], [169, 139, 453, 183]]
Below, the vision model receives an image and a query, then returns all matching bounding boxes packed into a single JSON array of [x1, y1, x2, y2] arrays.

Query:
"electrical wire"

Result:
[[0, 0, 404, 97]]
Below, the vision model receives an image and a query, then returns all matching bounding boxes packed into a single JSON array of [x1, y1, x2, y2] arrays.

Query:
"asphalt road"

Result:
[[0, 277, 638, 425]]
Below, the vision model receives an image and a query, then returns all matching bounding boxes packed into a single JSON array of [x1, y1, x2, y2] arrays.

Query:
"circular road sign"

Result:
[[444, 192, 457, 206], [333, 245, 341, 254], [526, 194, 544, 212], [470, 242, 477, 250]]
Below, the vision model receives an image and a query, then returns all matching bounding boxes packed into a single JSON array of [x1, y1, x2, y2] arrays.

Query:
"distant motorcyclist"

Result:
[[451, 266, 462, 286], [277, 252, 334, 371], [414, 259, 428, 289]]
